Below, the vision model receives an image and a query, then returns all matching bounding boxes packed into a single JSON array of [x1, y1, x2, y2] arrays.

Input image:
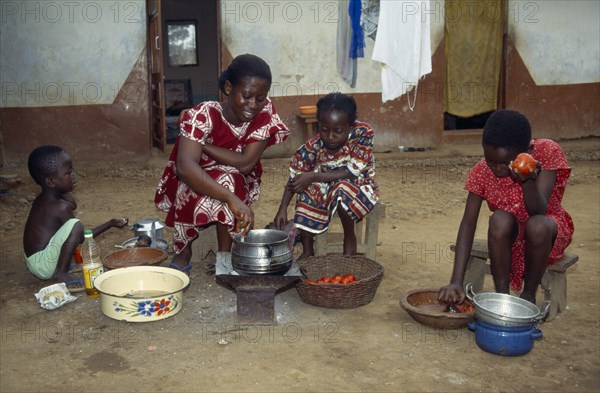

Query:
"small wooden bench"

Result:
[[315, 203, 385, 260], [453, 239, 579, 321]]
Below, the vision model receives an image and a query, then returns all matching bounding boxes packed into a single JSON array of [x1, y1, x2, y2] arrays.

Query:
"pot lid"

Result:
[[131, 218, 165, 230]]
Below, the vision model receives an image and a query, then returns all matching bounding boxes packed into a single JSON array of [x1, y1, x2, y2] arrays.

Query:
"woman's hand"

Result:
[[227, 196, 254, 236], [288, 173, 316, 193], [438, 282, 466, 305]]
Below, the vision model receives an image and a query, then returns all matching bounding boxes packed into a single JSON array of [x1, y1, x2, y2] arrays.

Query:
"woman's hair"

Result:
[[28, 145, 65, 186], [316, 92, 357, 125], [218, 54, 272, 93], [482, 109, 531, 152]]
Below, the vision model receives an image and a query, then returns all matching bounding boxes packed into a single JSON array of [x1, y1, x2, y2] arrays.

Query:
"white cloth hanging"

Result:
[[372, 0, 432, 106]]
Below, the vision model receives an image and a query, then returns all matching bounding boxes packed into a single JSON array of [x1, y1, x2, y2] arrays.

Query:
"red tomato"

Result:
[[330, 275, 343, 284], [317, 276, 330, 284], [511, 153, 537, 176], [306, 279, 316, 285], [340, 277, 353, 284], [343, 273, 357, 282]]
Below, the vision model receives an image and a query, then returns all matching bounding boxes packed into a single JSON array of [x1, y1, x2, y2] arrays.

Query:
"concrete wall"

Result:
[[0, 0, 598, 164], [220, 0, 599, 156], [1, 0, 150, 163]]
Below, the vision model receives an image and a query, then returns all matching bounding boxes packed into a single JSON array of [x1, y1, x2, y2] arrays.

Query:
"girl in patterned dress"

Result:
[[273, 93, 380, 259], [439, 110, 574, 305], [155, 54, 289, 273]]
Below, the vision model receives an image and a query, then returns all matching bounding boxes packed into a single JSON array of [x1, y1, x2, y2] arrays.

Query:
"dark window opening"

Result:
[[444, 111, 494, 130]]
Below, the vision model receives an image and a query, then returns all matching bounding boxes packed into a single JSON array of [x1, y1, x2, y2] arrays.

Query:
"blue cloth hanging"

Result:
[[349, 0, 364, 58]]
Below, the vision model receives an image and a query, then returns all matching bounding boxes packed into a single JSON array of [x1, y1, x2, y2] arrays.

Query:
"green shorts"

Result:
[[25, 218, 80, 279]]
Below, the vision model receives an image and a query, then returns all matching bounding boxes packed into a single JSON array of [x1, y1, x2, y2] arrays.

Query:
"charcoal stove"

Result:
[[215, 252, 301, 324]]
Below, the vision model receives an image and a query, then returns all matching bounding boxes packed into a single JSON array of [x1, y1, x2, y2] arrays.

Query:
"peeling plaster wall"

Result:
[[1, 1, 146, 107], [0, 1, 150, 163], [220, 0, 444, 98], [220, 0, 446, 153], [509, 0, 600, 85], [220, 0, 598, 153]]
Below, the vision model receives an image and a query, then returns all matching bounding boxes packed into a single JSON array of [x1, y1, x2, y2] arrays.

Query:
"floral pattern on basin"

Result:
[[113, 295, 179, 318]]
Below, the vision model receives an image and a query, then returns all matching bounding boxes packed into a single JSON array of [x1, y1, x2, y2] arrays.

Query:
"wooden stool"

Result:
[[452, 239, 579, 321], [315, 203, 385, 260]]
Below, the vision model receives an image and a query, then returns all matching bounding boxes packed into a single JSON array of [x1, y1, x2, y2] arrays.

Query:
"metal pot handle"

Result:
[[530, 329, 543, 341], [533, 303, 551, 328], [465, 283, 476, 301], [265, 244, 273, 258], [299, 267, 309, 279], [467, 321, 477, 332]]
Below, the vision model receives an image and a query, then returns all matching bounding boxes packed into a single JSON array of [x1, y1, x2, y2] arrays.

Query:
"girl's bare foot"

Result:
[[519, 292, 536, 305]]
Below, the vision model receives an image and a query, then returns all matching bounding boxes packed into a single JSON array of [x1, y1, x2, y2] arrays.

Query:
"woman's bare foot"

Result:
[[169, 244, 192, 276]]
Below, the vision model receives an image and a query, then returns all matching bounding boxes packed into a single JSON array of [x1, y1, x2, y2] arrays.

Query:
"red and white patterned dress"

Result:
[[155, 100, 289, 253], [290, 120, 380, 233], [465, 139, 574, 290]]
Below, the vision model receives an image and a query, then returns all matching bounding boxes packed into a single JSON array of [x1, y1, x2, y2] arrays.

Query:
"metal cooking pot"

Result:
[[231, 229, 293, 275], [466, 283, 549, 327], [130, 218, 165, 240], [468, 320, 543, 356]]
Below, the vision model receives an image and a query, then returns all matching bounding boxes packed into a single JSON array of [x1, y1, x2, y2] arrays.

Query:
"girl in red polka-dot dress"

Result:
[[439, 110, 574, 306]]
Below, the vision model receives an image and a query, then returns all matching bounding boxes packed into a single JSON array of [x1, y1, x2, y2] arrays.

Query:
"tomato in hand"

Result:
[[511, 152, 537, 176]]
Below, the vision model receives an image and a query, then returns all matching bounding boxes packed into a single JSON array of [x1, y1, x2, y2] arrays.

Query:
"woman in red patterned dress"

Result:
[[439, 110, 574, 305], [155, 54, 289, 273]]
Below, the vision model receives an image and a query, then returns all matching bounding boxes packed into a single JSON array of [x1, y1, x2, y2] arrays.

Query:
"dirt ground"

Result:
[[1, 138, 598, 393]]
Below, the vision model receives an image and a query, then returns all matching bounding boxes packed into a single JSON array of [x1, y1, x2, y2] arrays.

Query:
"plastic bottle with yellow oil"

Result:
[[81, 229, 104, 298]]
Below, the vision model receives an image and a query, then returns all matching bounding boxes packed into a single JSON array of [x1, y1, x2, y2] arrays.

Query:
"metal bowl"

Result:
[[94, 266, 189, 322], [400, 288, 474, 330], [466, 283, 548, 327], [120, 237, 169, 251], [129, 218, 165, 239]]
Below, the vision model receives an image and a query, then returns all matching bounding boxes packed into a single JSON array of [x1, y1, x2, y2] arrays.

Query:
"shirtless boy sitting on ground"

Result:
[[23, 145, 128, 292]]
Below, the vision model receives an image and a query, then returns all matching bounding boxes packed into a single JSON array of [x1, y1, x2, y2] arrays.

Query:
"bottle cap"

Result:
[[84, 229, 93, 237]]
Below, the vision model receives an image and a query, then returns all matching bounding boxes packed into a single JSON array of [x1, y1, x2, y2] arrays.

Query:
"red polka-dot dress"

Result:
[[465, 139, 574, 290]]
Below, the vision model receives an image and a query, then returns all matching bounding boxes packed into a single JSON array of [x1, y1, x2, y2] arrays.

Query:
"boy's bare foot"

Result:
[[52, 274, 86, 293]]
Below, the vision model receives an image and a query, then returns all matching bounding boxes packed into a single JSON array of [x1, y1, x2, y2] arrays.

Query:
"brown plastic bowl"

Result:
[[298, 105, 317, 115], [103, 247, 168, 270], [400, 288, 474, 329]]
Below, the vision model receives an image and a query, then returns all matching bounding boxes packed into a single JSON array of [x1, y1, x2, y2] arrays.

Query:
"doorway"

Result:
[[444, 0, 506, 131], [147, 0, 219, 150]]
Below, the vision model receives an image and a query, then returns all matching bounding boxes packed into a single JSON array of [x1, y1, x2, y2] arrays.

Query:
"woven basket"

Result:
[[296, 255, 384, 309]]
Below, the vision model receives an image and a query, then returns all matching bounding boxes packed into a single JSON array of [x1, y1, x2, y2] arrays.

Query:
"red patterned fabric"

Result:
[[290, 121, 380, 233], [155, 100, 288, 253], [465, 139, 574, 290]]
